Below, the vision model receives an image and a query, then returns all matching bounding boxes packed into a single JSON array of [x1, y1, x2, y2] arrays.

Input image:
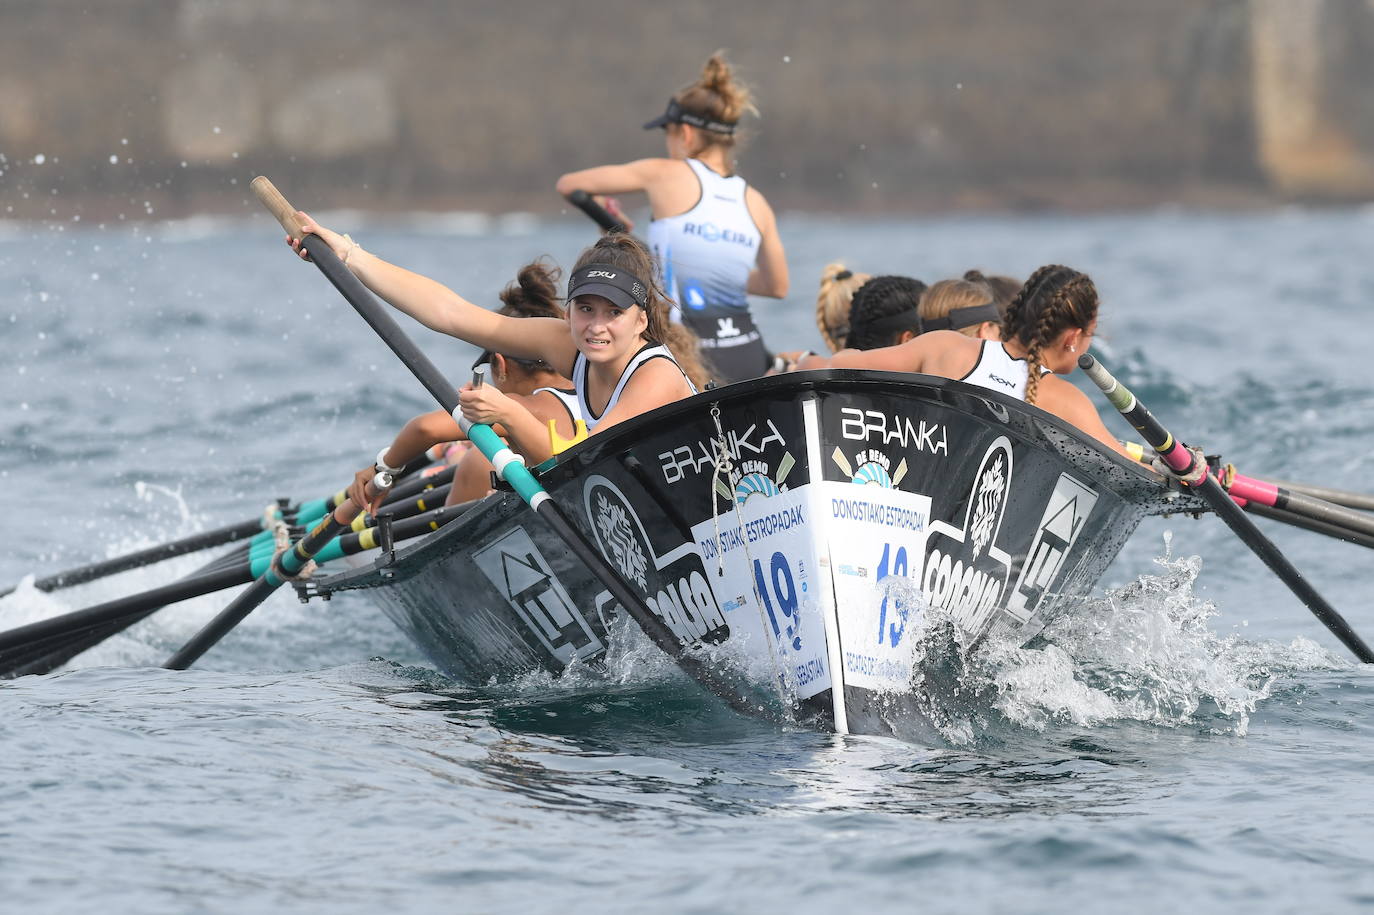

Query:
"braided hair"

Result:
[[1000, 265, 1099, 405], [845, 275, 929, 351]]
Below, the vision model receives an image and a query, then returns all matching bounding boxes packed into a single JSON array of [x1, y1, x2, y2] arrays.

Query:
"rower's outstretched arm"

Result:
[[288, 212, 575, 371], [555, 160, 662, 198]]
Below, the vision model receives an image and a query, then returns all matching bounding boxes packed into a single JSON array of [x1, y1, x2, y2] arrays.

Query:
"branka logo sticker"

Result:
[[721, 454, 795, 505], [658, 418, 788, 483], [831, 447, 908, 489], [920, 436, 1013, 633], [838, 408, 948, 456], [471, 528, 603, 664], [582, 475, 727, 643], [1006, 472, 1098, 622]]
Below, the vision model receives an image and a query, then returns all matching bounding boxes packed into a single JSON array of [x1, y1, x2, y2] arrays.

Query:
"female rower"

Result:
[[791, 265, 1130, 456], [345, 262, 580, 514], [288, 224, 704, 468], [843, 275, 930, 350], [785, 274, 930, 369], [815, 262, 872, 353], [554, 51, 788, 384]]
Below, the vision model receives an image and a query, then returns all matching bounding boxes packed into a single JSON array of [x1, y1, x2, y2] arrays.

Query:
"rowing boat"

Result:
[[308, 369, 1202, 736]]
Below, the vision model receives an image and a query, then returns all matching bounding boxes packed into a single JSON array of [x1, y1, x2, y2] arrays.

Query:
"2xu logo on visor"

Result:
[[567, 263, 649, 309]]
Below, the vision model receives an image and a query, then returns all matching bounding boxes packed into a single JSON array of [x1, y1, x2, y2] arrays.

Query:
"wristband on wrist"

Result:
[[375, 447, 404, 475], [340, 233, 363, 266]]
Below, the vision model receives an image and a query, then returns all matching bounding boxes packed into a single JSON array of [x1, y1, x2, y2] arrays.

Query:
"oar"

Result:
[[0, 517, 264, 599], [255, 176, 760, 716], [163, 502, 358, 670], [565, 190, 629, 234], [1245, 501, 1374, 550], [0, 493, 484, 679], [1263, 479, 1374, 513], [1080, 354, 1373, 663], [0, 547, 249, 679], [0, 562, 256, 676], [1123, 441, 1374, 548], [1218, 468, 1374, 542]]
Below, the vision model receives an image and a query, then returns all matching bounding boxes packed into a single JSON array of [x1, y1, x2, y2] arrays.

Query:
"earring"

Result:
[[1069, 344, 1076, 353]]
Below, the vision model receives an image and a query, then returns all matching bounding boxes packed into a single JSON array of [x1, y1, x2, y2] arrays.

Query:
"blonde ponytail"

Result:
[[816, 262, 871, 352]]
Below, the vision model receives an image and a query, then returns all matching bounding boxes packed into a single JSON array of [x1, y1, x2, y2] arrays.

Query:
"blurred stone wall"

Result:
[[1, 0, 1371, 219]]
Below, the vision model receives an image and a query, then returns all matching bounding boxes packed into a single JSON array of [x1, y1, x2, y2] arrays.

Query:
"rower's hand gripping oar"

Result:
[[1080, 353, 1374, 663], [564, 190, 630, 234], [253, 176, 758, 716]]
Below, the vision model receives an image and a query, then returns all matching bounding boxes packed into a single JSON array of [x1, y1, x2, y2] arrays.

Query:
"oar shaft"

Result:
[[1265, 479, 1374, 513], [0, 518, 262, 598], [1198, 475, 1374, 661], [298, 232, 462, 410], [565, 190, 628, 233], [0, 548, 246, 679], [1226, 475, 1374, 538], [0, 564, 254, 655], [164, 512, 350, 670], [1080, 355, 1373, 663], [1245, 501, 1374, 551]]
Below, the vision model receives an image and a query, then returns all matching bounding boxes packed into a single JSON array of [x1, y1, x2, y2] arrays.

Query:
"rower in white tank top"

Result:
[[572, 343, 698, 432], [960, 341, 1050, 400], [646, 159, 770, 383], [531, 386, 581, 427]]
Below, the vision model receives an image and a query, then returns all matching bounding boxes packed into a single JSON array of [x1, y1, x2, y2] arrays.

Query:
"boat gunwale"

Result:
[[312, 369, 1199, 595]]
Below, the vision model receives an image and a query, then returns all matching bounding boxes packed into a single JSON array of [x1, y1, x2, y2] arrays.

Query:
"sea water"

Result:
[[3, 208, 1374, 913]]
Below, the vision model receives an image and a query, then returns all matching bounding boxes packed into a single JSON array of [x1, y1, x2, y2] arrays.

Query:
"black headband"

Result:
[[858, 301, 1001, 338], [567, 263, 649, 309], [916, 302, 1001, 333], [642, 98, 737, 136]]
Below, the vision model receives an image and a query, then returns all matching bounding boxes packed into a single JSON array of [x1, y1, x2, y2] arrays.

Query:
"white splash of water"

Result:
[[976, 548, 1345, 737], [132, 481, 193, 525]]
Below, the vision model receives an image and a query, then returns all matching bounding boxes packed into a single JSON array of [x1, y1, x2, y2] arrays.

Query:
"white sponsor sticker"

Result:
[[1006, 472, 1099, 622], [471, 527, 603, 664]]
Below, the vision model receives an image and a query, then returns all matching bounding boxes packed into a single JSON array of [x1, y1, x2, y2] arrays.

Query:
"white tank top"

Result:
[[531, 386, 581, 429], [646, 159, 762, 316], [960, 341, 1050, 400], [571, 343, 698, 432]]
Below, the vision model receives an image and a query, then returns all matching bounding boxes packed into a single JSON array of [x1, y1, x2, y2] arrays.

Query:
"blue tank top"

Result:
[[646, 159, 762, 315]]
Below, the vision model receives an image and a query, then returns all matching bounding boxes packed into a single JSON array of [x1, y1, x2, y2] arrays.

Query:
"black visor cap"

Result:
[[567, 263, 650, 310], [642, 98, 737, 136]]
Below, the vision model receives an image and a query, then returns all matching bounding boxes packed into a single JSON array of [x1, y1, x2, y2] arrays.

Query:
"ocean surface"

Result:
[[3, 206, 1373, 913]]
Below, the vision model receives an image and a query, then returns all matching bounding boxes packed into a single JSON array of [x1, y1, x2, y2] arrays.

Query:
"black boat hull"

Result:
[[316, 371, 1194, 735]]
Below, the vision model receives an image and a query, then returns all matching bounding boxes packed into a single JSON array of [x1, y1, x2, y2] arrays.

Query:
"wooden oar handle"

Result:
[[251, 176, 306, 239]]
